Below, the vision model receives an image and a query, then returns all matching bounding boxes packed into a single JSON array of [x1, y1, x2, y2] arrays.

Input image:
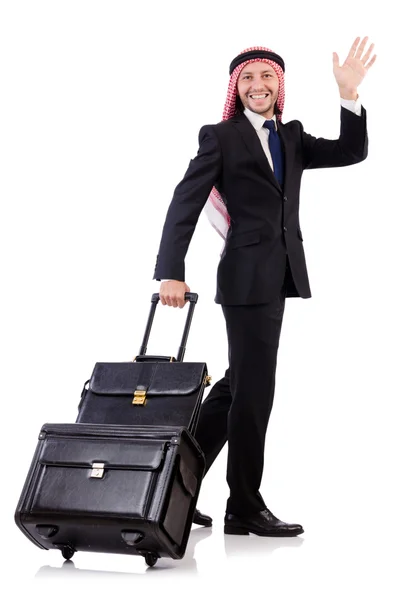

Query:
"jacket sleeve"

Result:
[[153, 125, 222, 282], [300, 106, 368, 170]]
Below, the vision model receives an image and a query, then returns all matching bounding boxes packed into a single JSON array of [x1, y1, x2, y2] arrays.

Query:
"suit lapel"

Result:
[[231, 114, 281, 192], [230, 114, 293, 194]]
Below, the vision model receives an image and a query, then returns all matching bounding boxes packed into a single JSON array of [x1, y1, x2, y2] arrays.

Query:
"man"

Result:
[[153, 38, 376, 536]]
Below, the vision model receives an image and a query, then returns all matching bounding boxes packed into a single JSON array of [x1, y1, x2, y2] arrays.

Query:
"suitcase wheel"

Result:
[[61, 546, 75, 561], [144, 552, 158, 567]]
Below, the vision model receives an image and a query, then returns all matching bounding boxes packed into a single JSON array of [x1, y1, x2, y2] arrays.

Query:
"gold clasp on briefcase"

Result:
[[132, 389, 147, 406], [90, 462, 105, 478]]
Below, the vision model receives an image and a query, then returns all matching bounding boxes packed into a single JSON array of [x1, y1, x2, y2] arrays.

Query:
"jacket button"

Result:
[[283, 196, 288, 202], [283, 226, 288, 232]]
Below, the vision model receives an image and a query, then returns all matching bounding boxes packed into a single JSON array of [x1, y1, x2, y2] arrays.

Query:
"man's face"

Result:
[[237, 61, 279, 118]]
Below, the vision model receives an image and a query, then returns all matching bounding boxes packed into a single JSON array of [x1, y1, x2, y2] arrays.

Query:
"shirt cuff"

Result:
[[340, 96, 362, 116]]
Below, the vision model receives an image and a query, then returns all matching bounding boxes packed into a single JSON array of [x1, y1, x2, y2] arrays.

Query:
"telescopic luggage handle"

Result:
[[134, 293, 199, 363]]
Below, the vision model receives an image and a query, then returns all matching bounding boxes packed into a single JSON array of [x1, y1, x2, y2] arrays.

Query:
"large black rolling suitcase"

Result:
[[15, 293, 210, 567], [77, 293, 211, 433], [15, 423, 205, 567]]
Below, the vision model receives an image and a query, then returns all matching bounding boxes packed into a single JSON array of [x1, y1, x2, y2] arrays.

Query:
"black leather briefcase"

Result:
[[15, 422, 205, 567], [76, 293, 211, 435]]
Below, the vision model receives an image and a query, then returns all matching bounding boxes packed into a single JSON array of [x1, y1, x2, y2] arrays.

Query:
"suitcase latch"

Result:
[[133, 389, 147, 406], [90, 462, 105, 478]]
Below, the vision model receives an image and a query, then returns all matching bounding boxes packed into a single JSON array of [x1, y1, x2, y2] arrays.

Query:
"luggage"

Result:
[[76, 293, 211, 434], [14, 422, 205, 566], [15, 292, 210, 567]]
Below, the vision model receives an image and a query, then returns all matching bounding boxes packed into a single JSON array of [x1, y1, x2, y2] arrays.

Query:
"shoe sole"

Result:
[[224, 524, 304, 537]]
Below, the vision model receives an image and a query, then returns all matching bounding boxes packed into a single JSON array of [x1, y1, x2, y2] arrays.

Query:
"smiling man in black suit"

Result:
[[153, 37, 376, 536]]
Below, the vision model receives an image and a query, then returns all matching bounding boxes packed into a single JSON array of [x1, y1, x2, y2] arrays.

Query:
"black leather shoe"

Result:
[[193, 509, 213, 527], [224, 507, 303, 537]]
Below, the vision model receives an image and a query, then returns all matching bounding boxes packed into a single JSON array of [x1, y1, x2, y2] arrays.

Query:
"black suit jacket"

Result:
[[153, 107, 368, 304]]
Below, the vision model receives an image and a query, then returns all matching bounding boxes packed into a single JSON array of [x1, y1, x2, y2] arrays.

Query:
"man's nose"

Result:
[[251, 78, 267, 90]]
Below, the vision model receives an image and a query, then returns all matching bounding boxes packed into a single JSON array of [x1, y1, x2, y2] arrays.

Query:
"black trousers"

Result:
[[195, 263, 293, 516]]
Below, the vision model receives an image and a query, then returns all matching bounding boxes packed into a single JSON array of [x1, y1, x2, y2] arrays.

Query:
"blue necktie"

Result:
[[263, 120, 284, 188]]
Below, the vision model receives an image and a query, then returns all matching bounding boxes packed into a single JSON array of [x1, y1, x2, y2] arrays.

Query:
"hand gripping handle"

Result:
[[137, 293, 198, 363]]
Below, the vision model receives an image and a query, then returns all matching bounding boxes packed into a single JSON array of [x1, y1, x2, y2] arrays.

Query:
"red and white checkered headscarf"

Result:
[[204, 46, 285, 241]]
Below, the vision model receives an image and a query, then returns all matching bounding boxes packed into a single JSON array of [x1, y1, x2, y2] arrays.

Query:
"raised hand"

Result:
[[333, 36, 376, 98]]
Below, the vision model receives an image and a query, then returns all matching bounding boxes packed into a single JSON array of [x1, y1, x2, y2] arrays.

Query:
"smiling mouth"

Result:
[[249, 93, 270, 100]]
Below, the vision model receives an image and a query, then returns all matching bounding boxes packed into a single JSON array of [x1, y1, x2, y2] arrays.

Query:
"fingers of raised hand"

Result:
[[366, 54, 377, 69], [355, 36, 369, 59], [348, 36, 361, 58], [362, 42, 374, 64], [363, 49, 377, 71], [348, 36, 376, 67]]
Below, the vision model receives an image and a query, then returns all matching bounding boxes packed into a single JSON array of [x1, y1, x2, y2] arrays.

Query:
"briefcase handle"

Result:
[[136, 293, 198, 363]]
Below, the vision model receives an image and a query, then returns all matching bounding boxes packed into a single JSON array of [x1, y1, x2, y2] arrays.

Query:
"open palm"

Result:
[[333, 37, 376, 91]]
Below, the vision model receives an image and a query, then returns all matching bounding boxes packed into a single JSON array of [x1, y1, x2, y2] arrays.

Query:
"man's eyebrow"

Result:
[[241, 69, 273, 75]]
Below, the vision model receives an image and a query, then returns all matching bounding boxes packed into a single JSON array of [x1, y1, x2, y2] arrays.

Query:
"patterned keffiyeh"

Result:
[[204, 47, 286, 240]]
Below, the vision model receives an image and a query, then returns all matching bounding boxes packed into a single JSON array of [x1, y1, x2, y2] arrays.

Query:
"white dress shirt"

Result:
[[161, 97, 362, 282]]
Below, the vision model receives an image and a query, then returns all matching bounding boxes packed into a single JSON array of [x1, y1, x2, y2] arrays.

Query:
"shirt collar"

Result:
[[243, 107, 278, 131]]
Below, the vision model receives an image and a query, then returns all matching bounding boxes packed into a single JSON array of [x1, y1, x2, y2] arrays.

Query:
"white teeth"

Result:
[[250, 94, 269, 99]]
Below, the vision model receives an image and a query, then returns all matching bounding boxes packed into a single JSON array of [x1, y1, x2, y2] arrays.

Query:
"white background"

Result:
[[1, 0, 396, 597]]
